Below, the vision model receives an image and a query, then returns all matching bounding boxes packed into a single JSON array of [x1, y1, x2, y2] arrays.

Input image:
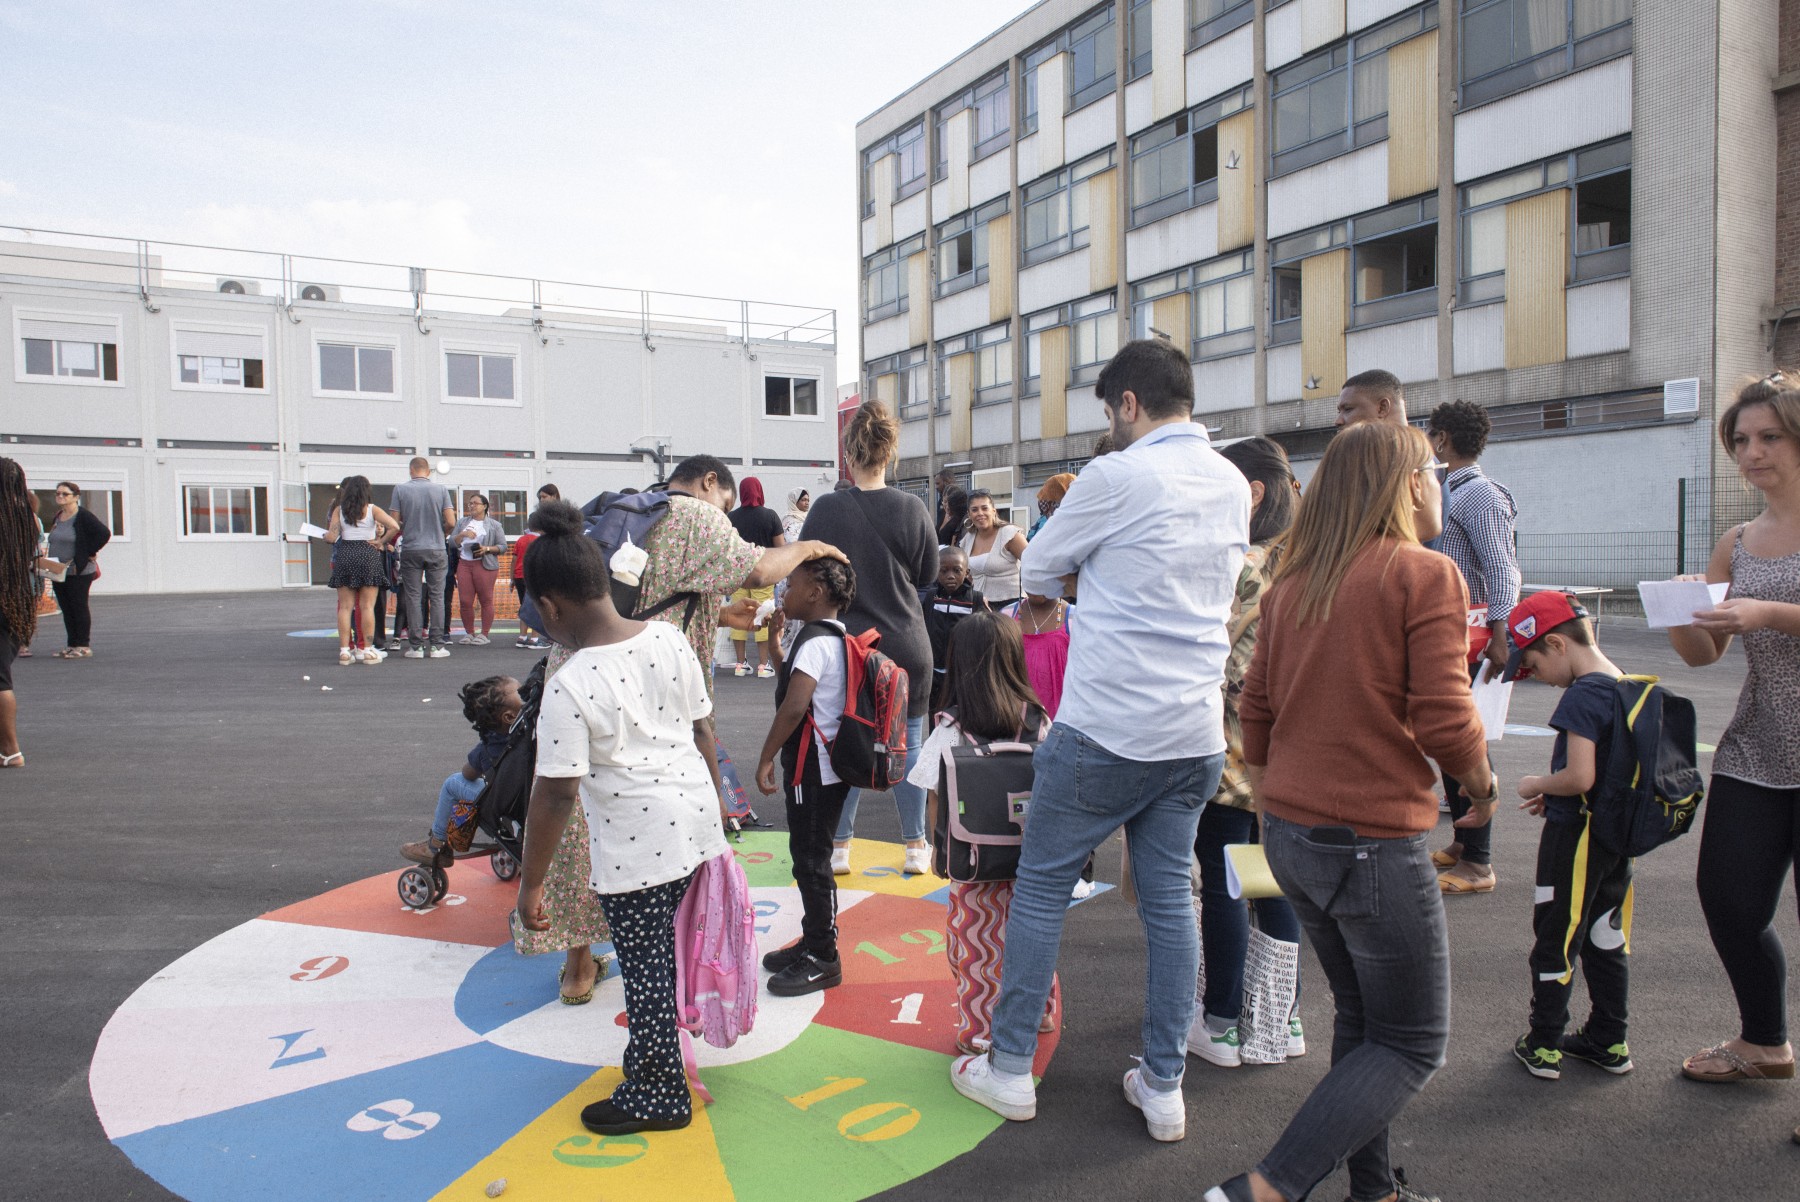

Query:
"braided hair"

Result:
[[795, 556, 856, 612], [0, 458, 39, 645], [459, 675, 516, 736]]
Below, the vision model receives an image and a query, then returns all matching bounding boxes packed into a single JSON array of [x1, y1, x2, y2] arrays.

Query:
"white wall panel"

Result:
[[893, 191, 930, 242], [1067, 388, 1110, 432], [1347, 0, 1419, 33], [1346, 315, 1437, 383], [1454, 57, 1633, 182], [1193, 351, 1256, 414], [970, 152, 1012, 206], [1186, 22, 1255, 99], [1125, 202, 1220, 279], [899, 417, 929, 460], [1266, 343, 1304, 402], [1452, 304, 1505, 375], [1565, 277, 1631, 359], [931, 182, 952, 224], [972, 402, 1014, 446], [1267, 142, 1390, 238], [862, 216, 880, 257], [862, 312, 914, 361], [1018, 249, 1094, 314], [1016, 132, 1042, 186], [1020, 396, 1042, 442], [934, 285, 993, 339], [1265, 1, 1305, 69], [1125, 76, 1156, 135], [1064, 94, 1118, 164]]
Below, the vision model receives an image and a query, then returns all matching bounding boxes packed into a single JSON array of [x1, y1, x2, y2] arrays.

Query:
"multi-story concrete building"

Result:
[[857, 0, 1792, 589], [0, 229, 837, 593]]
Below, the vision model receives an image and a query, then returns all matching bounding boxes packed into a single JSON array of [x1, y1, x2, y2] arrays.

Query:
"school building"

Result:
[[0, 229, 838, 594], [858, 0, 1799, 590]]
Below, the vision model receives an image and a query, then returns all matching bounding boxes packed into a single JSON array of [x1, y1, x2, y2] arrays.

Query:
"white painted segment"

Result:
[[899, 416, 929, 460], [862, 216, 880, 257], [1186, 22, 1255, 99], [1452, 303, 1505, 375], [1266, 343, 1304, 402], [1065, 93, 1118, 164], [1347, 0, 1416, 34], [893, 190, 930, 243], [970, 150, 1012, 206], [1126, 203, 1221, 280], [1018, 249, 1094, 315], [1152, 0, 1188, 119], [1037, 55, 1068, 170], [1300, 0, 1347, 54], [1193, 352, 1256, 414], [1266, 0, 1305, 69], [1017, 130, 1042, 184], [935, 285, 993, 339], [1347, 315, 1438, 384], [1125, 76, 1156, 135], [1565, 277, 1630, 358], [1454, 57, 1633, 183], [972, 402, 1014, 446], [1267, 142, 1390, 239], [863, 312, 914, 361]]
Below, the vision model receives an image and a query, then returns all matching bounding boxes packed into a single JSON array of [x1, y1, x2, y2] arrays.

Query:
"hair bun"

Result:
[[530, 499, 585, 537]]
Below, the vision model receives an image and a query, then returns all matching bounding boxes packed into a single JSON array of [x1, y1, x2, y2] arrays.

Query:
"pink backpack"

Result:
[[672, 851, 758, 1102]]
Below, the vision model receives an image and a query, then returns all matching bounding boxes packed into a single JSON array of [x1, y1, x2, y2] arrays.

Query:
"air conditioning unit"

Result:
[[216, 278, 262, 295], [294, 282, 340, 303]]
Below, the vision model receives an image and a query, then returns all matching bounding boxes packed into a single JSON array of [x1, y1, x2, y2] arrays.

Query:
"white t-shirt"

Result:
[[791, 619, 848, 786], [534, 622, 730, 894], [905, 710, 1050, 793]]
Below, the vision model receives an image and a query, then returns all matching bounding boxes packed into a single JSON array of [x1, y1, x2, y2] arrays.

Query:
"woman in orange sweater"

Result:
[[1204, 422, 1496, 1202]]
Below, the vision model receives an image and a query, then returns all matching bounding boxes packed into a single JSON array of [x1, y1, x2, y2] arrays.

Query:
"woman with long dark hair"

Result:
[[325, 475, 399, 666], [1, 458, 40, 765], [44, 481, 110, 658]]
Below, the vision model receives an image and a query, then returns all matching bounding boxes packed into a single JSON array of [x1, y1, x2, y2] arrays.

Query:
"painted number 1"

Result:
[[784, 1076, 922, 1143], [890, 993, 924, 1026]]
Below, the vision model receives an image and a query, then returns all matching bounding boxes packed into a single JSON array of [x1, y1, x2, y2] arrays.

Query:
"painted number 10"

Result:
[[785, 1076, 922, 1143]]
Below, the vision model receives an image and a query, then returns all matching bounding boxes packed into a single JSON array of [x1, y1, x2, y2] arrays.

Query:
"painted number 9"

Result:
[[291, 955, 350, 982]]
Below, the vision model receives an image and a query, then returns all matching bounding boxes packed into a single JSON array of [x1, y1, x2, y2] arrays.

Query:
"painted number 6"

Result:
[[291, 955, 350, 983]]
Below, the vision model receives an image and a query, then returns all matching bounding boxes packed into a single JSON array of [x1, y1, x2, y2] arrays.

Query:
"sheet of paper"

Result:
[[1470, 671, 1513, 742], [298, 522, 329, 540], [1638, 580, 1729, 628], [1224, 843, 1284, 900]]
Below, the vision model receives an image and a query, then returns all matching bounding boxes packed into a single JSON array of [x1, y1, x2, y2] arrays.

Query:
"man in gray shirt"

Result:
[[389, 457, 456, 657]]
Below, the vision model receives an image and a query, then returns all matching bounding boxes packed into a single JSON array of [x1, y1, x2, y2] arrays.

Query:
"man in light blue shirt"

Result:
[[951, 338, 1249, 1142]]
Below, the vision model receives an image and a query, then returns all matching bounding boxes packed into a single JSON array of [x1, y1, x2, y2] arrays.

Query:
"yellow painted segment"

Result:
[[874, 154, 896, 249], [1215, 111, 1256, 252], [1151, 0, 1187, 120], [430, 1067, 734, 1202], [945, 108, 973, 217], [947, 352, 974, 453], [906, 253, 931, 349], [1504, 189, 1568, 370], [839, 838, 950, 899], [873, 372, 899, 408], [1386, 30, 1438, 202], [1300, 249, 1348, 400], [1039, 326, 1070, 441], [1036, 54, 1067, 170], [1087, 168, 1119, 293], [1151, 292, 1191, 350], [986, 213, 1015, 323]]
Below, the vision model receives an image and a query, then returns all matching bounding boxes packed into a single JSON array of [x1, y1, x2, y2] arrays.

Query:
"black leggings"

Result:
[[1696, 774, 1800, 1046], [51, 574, 95, 648]]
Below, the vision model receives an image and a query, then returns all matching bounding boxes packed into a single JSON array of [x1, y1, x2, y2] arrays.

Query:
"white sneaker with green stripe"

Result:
[[1187, 1011, 1242, 1068]]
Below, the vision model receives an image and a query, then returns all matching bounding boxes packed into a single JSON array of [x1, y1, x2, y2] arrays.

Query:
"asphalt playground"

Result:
[[2, 589, 1796, 1200]]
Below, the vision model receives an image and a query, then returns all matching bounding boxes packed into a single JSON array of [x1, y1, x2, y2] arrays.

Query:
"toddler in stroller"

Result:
[[399, 675, 522, 893]]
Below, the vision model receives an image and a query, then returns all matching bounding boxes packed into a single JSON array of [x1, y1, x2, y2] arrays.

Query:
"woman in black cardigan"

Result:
[[44, 481, 111, 658]]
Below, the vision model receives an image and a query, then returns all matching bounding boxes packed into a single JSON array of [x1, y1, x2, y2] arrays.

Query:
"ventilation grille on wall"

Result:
[[1663, 378, 1700, 416]]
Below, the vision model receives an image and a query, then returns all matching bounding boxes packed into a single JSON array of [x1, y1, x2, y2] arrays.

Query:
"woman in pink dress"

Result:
[[1006, 594, 1069, 718]]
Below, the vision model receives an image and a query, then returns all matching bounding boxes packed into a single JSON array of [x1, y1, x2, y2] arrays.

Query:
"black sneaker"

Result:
[[767, 951, 842, 996], [1513, 1034, 1562, 1080], [579, 1097, 690, 1135], [1389, 1168, 1442, 1202], [761, 941, 808, 973], [1560, 1028, 1633, 1074]]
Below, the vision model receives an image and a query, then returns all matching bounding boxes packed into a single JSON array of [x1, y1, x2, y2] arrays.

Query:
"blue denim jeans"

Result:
[[834, 714, 928, 843], [1194, 802, 1302, 1023], [1256, 813, 1451, 1202], [987, 723, 1222, 1088], [431, 771, 485, 841]]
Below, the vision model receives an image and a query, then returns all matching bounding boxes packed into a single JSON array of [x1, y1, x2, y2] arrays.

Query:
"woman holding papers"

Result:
[[44, 481, 110, 659], [1668, 374, 1800, 1103], [1204, 422, 1494, 1202]]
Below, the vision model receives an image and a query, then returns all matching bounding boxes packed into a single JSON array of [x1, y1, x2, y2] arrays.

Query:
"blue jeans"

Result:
[[833, 714, 927, 843], [1194, 803, 1302, 1023], [987, 723, 1222, 1088], [1256, 813, 1450, 1202], [431, 771, 485, 841]]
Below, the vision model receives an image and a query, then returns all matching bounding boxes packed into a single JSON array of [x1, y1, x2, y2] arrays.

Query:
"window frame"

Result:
[[938, 322, 1015, 410], [1456, 136, 1630, 305], [456, 486, 530, 538], [179, 479, 273, 541], [869, 347, 931, 420], [861, 120, 928, 217], [14, 310, 124, 388], [440, 341, 522, 408], [1020, 2, 1118, 135], [1129, 84, 1252, 228], [935, 197, 1009, 298], [168, 322, 268, 394], [1024, 291, 1119, 392], [1021, 148, 1117, 267], [32, 476, 130, 541], [1458, 0, 1633, 111], [864, 233, 926, 322], [935, 69, 1012, 181], [1188, 0, 1255, 50], [1349, 195, 1440, 327], [1269, 2, 1439, 178], [764, 374, 823, 422], [1130, 248, 1257, 362], [1268, 221, 1350, 345], [312, 332, 400, 400]]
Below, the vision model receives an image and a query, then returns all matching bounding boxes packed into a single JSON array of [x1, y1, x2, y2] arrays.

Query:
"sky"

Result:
[[0, 0, 1031, 386]]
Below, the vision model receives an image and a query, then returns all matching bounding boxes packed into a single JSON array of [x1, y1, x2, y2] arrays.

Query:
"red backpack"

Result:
[[790, 624, 910, 790]]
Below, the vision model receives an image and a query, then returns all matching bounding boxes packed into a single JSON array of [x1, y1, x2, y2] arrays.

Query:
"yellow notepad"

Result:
[[1224, 843, 1283, 900]]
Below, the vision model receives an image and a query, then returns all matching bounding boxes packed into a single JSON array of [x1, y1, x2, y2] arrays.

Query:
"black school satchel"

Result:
[[930, 706, 1050, 883]]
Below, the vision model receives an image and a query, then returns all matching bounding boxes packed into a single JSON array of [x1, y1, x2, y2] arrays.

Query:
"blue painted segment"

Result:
[[113, 1042, 594, 1202], [455, 941, 616, 1036]]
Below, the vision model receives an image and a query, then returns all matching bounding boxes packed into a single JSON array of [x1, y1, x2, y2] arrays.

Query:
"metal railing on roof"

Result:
[[0, 224, 836, 348]]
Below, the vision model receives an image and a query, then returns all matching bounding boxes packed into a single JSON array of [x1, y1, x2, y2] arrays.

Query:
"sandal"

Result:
[[53, 648, 78, 659], [71, 647, 92, 658], [1438, 869, 1496, 895], [0, 752, 22, 768], [339, 648, 355, 666], [558, 953, 613, 1005], [1681, 1042, 1797, 1082], [1430, 848, 1460, 869]]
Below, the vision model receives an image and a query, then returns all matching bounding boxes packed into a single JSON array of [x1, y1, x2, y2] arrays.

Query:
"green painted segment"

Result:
[[730, 830, 797, 887], [703, 1024, 1003, 1202]]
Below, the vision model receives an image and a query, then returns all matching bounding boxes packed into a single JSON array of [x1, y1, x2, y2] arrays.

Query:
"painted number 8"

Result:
[[785, 1077, 922, 1143]]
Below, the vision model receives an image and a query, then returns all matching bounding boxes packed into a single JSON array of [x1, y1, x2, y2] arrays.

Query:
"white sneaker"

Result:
[[1186, 1011, 1242, 1068], [403, 647, 426, 660], [830, 845, 851, 875], [470, 634, 490, 645], [734, 662, 751, 677], [1071, 878, 1096, 900], [428, 646, 451, 659], [950, 1053, 1036, 1121], [1287, 1015, 1307, 1058], [1122, 1064, 1186, 1142], [903, 843, 931, 875]]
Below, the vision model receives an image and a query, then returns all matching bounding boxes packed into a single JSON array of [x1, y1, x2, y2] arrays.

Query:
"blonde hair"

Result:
[[843, 399, 899, 471], [1275, 422, 1433, 625], [1720, 371, 1800, 457]]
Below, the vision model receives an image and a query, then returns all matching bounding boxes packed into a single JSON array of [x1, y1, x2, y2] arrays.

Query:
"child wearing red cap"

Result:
[[1502, 591, 1634, 1081]]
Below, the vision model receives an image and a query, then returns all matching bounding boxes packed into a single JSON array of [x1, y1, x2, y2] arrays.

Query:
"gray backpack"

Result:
[[929, 706, 1050, 883]]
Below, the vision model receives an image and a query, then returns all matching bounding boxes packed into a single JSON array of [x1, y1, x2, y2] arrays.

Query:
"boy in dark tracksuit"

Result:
[[1501, 591, 1634, 1079], [755, 557, 859, 999], [919, 546, 986, 710]]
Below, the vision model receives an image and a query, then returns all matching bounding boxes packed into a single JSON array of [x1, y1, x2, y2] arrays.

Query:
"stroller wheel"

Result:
[[430, 866, 450, 901], [398, 866, 435, 910], [490, 846, 520, 881]]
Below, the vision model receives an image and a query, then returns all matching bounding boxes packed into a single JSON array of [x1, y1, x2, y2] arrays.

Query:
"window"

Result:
[[938, 323, 1013, 408], [17, 315, 120, 384], [1022, 149, 1115, 266], [1270, 3, 1438, 175], [445, 350, 517, 402], [1020, 4, 1117, 134], [1189, 0, 1254, 49], [464, 487, 528, 536], [1026, 293, 1119, 388], [182, 485, 270, 537], [765, 375, 820, 418], [864, 234, 925, 321], [34, 486, 127, 537], [1460, 0, 1632, 109], [1351, 195, 1438, 324], [869, 347, 931, 417], [1128, 0, 1152, 80], [936, 197, 1009, 297], [1269, 222, 1350, 344], [317, 340, 395, 396], [1458, 137, 1630, 302], [862, 121, 927, 215], [1131, 249, 1256, 360], [935, 71, 1012, 180], [1130, 85, 1252, 227], [171, 326, 265, 391]]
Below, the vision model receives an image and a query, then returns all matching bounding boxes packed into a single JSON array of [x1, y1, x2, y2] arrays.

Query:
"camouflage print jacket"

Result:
[[1215, 542, 1279, 811]]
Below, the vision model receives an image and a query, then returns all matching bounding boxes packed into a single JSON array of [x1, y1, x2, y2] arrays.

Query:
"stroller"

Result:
[[398, 656, 547, 909]]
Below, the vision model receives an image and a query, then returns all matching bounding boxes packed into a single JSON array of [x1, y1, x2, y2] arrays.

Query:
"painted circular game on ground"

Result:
[[90, 833, 1090, 1201]]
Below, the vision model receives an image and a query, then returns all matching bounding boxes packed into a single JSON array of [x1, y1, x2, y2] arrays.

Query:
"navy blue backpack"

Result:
[[517, 490, 699, 632]]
